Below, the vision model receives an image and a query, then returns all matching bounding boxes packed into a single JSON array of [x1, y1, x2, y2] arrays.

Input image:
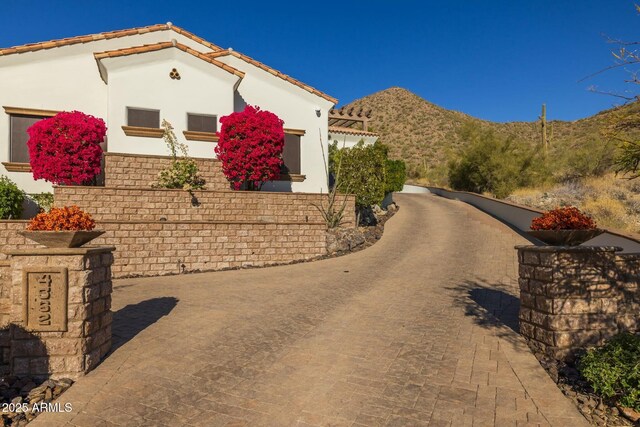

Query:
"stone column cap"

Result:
[[514, 245, 623, 252], [4, 246, 116, 256]]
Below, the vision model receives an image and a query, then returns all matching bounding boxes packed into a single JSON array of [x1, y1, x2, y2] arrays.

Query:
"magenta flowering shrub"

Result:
[[215, 105, 284, 190], [27, 111, 106, 185]]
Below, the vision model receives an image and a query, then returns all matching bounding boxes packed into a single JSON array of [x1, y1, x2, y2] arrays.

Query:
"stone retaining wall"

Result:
[[88, 220, 327, 277], [0, 220, 327, 279], [517, 245, 640, 362], [54, 186, 356, 227], [104, 152, 229, 190]]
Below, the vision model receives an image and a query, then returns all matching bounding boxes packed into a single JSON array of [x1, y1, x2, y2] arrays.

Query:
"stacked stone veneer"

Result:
[[52, 185, 355, 277], [0, 180, 356, 279], [517, 245, 640, 362], [54, 186, 356, 225], [0, 220, 329, 279], [0, 247, 113, 379], [104, 152, 229, 190]]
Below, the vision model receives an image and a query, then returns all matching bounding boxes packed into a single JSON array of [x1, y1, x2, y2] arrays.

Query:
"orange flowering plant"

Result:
[[530, 206, 597, 231], [26, 206, 96, 231]]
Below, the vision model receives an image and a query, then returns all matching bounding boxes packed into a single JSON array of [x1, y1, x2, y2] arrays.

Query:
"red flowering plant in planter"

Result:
[[530, 206, 597, 230], [528, 206, 602, 246], [27, 206, 95, 231], [21, 206, 102, 248], [27, 111, 106, 185], [215, 105, 284, 190]]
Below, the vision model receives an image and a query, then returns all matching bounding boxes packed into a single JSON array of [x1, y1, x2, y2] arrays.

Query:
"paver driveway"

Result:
[[34, 193, 588, 427]]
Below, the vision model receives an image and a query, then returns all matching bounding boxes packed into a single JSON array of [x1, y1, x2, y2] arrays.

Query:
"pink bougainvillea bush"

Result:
[[215, 105, 284, 190], [27, 111, 106, 185]]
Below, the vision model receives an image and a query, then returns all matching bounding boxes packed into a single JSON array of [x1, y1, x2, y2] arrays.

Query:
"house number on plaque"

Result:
[[36, 274, 52, 326], [23, 267, 68, 332]]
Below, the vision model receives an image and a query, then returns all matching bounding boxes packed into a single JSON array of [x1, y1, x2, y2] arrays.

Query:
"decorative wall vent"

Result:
[[169, 68, 181, 80]]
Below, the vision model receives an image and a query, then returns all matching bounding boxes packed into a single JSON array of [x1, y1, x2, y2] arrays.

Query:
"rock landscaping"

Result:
[[0, 376, 73, 426], [534, 353, 638, 426], [326, 203, 398, 255]]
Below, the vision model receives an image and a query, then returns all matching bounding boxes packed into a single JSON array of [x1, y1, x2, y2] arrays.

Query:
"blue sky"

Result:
[[1, 1, 638, 122]]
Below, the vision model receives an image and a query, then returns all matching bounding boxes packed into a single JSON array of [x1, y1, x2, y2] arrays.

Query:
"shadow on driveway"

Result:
[[110, 297, 178, 351], [448, 280, 520, 342]]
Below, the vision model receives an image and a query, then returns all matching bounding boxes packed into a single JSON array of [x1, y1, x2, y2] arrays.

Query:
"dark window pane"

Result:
[[127, 108, 160, 128], [188, 114, 217, 133], [282, 134, 301, 174], [10, 115, 41, 163]]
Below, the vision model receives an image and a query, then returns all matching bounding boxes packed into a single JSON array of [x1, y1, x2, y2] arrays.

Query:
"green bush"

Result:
[[29, 192, 54, 213], [554, 138, 616, 180], [447, 123, 548, 198], [330, 141, 386, 208], [156, 159, 205, 190], [385, 159, 406, 193], [154, 120, 205, 191], [0, 176, 24, 219], [579, 332, 640, 411]]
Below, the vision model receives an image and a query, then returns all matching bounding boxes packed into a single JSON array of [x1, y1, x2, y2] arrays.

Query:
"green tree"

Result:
[[0, 176, 24, 219], [447, 123, 546, 198], [330, 141, 387, 209]]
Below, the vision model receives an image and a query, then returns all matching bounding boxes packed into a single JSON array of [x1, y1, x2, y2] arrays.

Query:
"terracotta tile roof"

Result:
[[208, 49, 338, 104], [0, 23, 221, 57], [168, 24, 221, 51], [94, 41, 244, 78], [328, 126, 379, 137]]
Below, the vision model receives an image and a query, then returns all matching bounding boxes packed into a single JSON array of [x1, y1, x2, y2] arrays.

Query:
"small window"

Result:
[[10, 115, 42, 163], [187, 113, 217, 133], [282, 134, 301, 174], [127, 107, 160, 128]]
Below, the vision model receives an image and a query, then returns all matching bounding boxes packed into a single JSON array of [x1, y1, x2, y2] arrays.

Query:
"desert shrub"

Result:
[[627, 196, 640, 214], [0, 176, 24, 219], [385, 159, 406, 193], [155, 120, 205, 191], [215, 105, 284, 191], [27, 206, 95, 231], [582, 197, 629, 230], [447, 124, 548, 198], [27, 111, 106, 185], [330, 141, 386, 208], [579, 332, 640, 411], [29, 192, 54, 213], [556, 138, 616, 180], [530, 206, 597, 230]]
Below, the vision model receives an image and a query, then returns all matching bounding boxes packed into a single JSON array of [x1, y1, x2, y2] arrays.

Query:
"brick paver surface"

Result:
[[33, 194, 588, 426]]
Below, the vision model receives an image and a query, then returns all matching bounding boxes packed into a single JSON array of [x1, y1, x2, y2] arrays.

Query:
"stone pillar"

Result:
[[4, 246, 114, 380], [0, 260, 12, 375], [516, 245, 626, 362]]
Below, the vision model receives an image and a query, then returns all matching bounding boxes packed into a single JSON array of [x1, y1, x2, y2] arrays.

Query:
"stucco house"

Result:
[[0, 23, 342, 194]]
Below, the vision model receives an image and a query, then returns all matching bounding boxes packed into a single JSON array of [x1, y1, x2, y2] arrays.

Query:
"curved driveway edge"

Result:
[[32, 193, 588, 426]]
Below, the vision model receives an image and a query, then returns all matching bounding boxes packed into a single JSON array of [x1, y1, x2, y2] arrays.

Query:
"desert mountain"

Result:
[[343, 87, 638, 177]]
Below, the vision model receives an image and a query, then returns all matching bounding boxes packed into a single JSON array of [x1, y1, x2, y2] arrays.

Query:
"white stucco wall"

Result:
[[100, 49, 237, 159], [0, 29, 216, 194], [218, 54, 334, 193]]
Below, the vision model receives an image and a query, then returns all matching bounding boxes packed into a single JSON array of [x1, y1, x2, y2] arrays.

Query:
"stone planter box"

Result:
[[516, 245, 640, 362]]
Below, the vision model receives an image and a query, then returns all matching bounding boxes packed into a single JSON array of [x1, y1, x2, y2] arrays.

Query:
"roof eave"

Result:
[[212, 49, 338, 105]]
